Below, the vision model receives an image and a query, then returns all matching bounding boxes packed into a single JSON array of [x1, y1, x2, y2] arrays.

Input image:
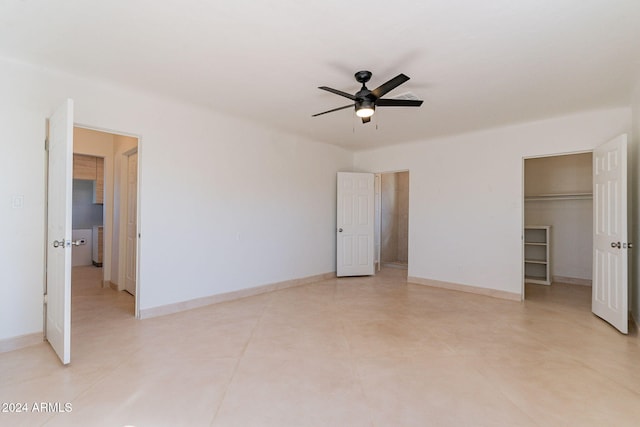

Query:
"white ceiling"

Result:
[[2, 0, 640, 150]]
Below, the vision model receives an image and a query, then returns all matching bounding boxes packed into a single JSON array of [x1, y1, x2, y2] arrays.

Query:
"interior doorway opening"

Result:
[[71, 126, 139, 316], [523, 152, 593, 302], [376, 171, 409, 271]]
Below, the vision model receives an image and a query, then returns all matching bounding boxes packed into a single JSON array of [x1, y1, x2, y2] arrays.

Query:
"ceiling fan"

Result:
[[312, 70, 423, 123]]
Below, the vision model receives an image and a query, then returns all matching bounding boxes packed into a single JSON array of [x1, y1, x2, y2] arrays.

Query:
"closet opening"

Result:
[[523, 152, 593, 303]]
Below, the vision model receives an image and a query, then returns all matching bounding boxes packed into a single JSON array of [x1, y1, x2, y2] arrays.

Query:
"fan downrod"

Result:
[[354, 70, 372, 84]]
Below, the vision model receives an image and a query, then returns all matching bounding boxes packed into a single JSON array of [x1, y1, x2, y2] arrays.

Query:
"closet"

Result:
[[524, 153, 592, 286]]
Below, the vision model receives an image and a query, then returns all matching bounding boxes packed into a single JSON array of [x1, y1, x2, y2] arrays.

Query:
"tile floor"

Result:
[[1, 266, 639, 426]]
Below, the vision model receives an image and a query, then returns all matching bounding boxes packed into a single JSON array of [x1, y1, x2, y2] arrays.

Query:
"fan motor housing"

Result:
[[356, 88, 372, 100]]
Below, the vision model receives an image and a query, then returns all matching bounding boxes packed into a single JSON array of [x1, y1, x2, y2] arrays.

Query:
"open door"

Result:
[[336, 172, 375, 277], [124, 151, 138, 296], [45, 99, 74, 364], [592, 134, 629, 334]]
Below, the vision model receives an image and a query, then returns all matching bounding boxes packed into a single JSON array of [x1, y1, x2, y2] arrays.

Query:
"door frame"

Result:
[[73, 123, 142, 318], [520, 148, 595, 300]]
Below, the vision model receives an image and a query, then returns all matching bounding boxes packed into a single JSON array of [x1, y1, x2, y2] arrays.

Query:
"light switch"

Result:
[[12, 195, 24, 209]]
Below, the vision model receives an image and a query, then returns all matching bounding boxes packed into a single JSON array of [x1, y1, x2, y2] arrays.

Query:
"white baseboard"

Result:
[[552, 275, 592, 286], [407, 276, 521, 301], [139, 271, 336, 319], [0, 332, 42, 353]]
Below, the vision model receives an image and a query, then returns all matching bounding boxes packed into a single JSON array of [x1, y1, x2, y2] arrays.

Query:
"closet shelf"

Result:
[[525, 192, 592, 201], [524, 259, 547, 265], [525, 274, 548, 282], [524, 226, 551, 285]]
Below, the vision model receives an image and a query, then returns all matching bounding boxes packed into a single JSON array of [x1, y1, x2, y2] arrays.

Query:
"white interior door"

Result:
[[592, 134, 628, 334], [125, 151, 138, 295], [337, 172, 375, 277], [46, 99, 74, 364]]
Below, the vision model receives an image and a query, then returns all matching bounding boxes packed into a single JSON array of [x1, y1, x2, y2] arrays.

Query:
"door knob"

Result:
[[338, 228, 343, 233], [71, 239, 86, 246], [53, 239, 67, 248], [611, 242, 621, 249]]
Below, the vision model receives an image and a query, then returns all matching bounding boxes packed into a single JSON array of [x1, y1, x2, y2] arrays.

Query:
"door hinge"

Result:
[[43, 293, 48, 305], [44, 138, 49, 151]]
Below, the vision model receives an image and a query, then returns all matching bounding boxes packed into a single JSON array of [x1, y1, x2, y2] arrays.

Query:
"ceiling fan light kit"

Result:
[[313, 70, 423, 124], [355, 100, 375, 118]]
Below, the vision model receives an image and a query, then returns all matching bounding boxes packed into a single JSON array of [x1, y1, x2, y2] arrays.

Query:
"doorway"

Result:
[[522, 135, 630, 334], [523, 152, 593, 301], [71, 126, 140, 316], [376, 171, 409, 270]]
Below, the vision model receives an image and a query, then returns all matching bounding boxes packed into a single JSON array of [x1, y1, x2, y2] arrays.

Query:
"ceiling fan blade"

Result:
[[318, 86, 356, 100], [370, 74, 410, 99], [312, 104, 354, 117], [376, 99, 424, 107], [362, 116, 371, 124]]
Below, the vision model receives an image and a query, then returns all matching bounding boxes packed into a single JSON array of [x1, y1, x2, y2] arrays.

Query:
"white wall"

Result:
[[354, 108, 631, 296], [0, 57, 352, 341]]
